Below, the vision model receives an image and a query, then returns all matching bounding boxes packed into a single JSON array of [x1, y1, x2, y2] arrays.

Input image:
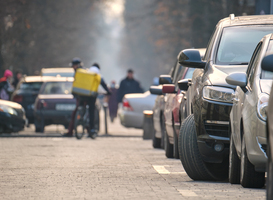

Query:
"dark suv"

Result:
[[177, 14, 273, 181]]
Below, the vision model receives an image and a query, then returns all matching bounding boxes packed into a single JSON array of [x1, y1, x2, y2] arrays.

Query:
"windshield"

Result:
[[42, 72, 74, 77], [20, 82, 43, 91], [41, 82, 73, 94], [262, 40, 273, 79], [216, 26, 273, 65]]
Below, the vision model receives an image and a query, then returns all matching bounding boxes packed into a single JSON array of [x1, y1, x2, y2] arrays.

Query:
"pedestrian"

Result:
[[0, 69, 14, 100], [108, 80, 118, 122], [117, 69, 143, 103], [12, 70, 22, 88]]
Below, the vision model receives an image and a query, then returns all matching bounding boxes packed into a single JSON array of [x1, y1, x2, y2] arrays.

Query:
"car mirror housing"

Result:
[[178, 79, 189, 91], [225, 72, 247, 87], [261, 54, 273, 72], [178, 49, 206, 69], [159, 75, 172, 85], [149, 85, 163, 95], [162, 84, 176, 94]]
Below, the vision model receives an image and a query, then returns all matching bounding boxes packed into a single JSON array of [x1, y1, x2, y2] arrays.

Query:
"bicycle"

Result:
[[74, 102, 100, 139]]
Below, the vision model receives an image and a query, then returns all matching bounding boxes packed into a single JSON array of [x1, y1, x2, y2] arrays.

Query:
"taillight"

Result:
[[37, 100, 47, 109], [123, 99, 133, 111], [13, 95, 23, 103]]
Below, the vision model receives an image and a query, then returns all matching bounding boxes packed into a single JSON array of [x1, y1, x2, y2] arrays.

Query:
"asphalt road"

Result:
[[0, 114, 266, 200]]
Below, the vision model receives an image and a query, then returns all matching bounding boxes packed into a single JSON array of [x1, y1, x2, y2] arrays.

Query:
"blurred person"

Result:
[[108, 80, 118, 122], [12, 70, 22, 88], [117, 69, 143, 103], [0, 69, 14, 100]]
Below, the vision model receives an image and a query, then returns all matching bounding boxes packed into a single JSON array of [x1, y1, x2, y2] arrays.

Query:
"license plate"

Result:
[[56, 104, 76, 111]]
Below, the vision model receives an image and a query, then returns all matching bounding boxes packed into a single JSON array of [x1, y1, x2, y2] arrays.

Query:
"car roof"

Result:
[[219, 15, 273, 28], [41, 68, 74, 73], [22, 76, 73, 83]]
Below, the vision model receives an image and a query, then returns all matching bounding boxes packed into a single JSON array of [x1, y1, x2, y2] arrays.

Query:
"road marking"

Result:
[[152, 165, 186, 175], [153, 165, 170, 174], [178, 190, 198, 197]]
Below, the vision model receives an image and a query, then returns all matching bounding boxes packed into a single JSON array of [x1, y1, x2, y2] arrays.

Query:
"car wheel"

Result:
[[267, 137, 273, 199], [152, 131, 161, 148], [179, 114, 228, 181], [160, 115, 165, 149], [229, 133, 240, 184], [173, 125, 179, 159], [34, 119, 44, 133], [164, 126, 174, 158], [240, 135, 265, 188]]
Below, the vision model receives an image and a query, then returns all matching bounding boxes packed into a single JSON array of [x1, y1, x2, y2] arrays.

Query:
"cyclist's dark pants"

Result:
[[87, 96, 97, 130]]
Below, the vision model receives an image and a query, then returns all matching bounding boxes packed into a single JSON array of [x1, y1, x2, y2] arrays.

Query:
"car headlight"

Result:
[[0, 105, 18, 116], [203, 86, 234, 103], [257, 93, 269, 121]]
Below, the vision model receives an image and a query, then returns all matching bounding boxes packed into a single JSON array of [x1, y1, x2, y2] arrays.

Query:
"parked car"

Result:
[[226, 34, 273, 188], [118, 91, 157, 129], [0, 99, 26, 133], [178, 14, 273, 181], [263, 53, 273, 200], [162, 48, 205, 159], [41, 68, 75, 77], [11, 76, 56, 124]]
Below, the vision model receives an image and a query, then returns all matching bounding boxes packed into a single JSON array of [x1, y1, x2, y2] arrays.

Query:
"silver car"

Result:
[[118, 91, 157, 129], [226, 34, 273, 188]]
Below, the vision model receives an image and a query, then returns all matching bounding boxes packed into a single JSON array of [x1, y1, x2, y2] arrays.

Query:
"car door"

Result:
[[232, 42, 263, 154]]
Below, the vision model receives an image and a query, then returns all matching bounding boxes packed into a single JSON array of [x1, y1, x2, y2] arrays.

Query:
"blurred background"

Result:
[[0, 0, 269, 90]]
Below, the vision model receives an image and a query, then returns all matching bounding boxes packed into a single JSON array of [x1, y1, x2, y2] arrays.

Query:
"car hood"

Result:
[[260, 80, 273, 95], [207, 64, 248, 88], [0, 99, 23, 109], [38, 94, 74, 99]]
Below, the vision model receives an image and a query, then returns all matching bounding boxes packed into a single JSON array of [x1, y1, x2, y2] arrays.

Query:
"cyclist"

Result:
[[64, 60, 111, 138]]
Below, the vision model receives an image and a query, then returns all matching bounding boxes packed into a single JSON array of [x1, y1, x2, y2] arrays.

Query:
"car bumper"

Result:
[[195, 98, 232, 163], [34, 110, 73, 125], [0, 112, 25, 133], [119, 110, 143, 129]]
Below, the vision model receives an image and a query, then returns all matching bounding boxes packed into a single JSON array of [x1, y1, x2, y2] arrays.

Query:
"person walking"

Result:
[[0, 70, 14, 100], [12, 70, 22, 88], [117, 69, 143, 103], [108, 80, 118, 122]]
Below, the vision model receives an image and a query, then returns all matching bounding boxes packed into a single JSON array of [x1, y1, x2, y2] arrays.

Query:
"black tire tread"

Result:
[[229, 135, 240, 184]]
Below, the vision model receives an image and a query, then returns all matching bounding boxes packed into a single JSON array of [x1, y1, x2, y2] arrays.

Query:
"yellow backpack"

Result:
[[72, 68, 101, 96]]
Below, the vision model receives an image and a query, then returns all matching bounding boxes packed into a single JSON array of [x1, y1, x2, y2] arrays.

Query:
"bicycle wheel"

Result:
[[74, 106, 86, 139]]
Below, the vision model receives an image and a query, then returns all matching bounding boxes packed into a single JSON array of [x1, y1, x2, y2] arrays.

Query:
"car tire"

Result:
[[173, 126, 179, 159], [229, 134, 240, 184], [153, 131, 161, 148], [34, 119, 44, 133], [160, 114, 165, 149], [179, 114, 228, 181], [240, 135, 265, 188], [164, 128, 174, 158], [267, 137, 273, 199]]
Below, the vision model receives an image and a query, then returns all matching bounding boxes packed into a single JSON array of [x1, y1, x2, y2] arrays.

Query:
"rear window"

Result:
[[216, 26, 273, 65], [20, 82, 43, 91], [42, 72, 74, 77], [41, 82, 73, 94]]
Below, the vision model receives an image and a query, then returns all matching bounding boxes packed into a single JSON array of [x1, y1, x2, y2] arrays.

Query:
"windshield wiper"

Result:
[[229, 62, 248, 65]]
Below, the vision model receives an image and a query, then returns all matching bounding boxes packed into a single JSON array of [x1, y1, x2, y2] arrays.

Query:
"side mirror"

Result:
[[225, 72, 247, 87], [150, 85, 163, 95], [162, 84, 176, 94], [159, 75, 172, 85], [261, 54, 273, 72], [178, 49, 206, 69], [178, 79, 189, 91]]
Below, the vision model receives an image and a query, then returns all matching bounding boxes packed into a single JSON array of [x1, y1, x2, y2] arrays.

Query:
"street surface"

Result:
[[0, 112, 266, 199]]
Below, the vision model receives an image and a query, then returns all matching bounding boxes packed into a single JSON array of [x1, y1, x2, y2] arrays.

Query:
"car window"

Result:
[[261, 40, 273, 79], [184, 68, 195, 79], [216, 26, 273, 65], [42, 82, 73, 94], [19, 82, 43, 91], [42, 72, 74, 77], [172, 62, 185, 84], [204, 27, 217, 61], [247, 43, 263, 88]]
